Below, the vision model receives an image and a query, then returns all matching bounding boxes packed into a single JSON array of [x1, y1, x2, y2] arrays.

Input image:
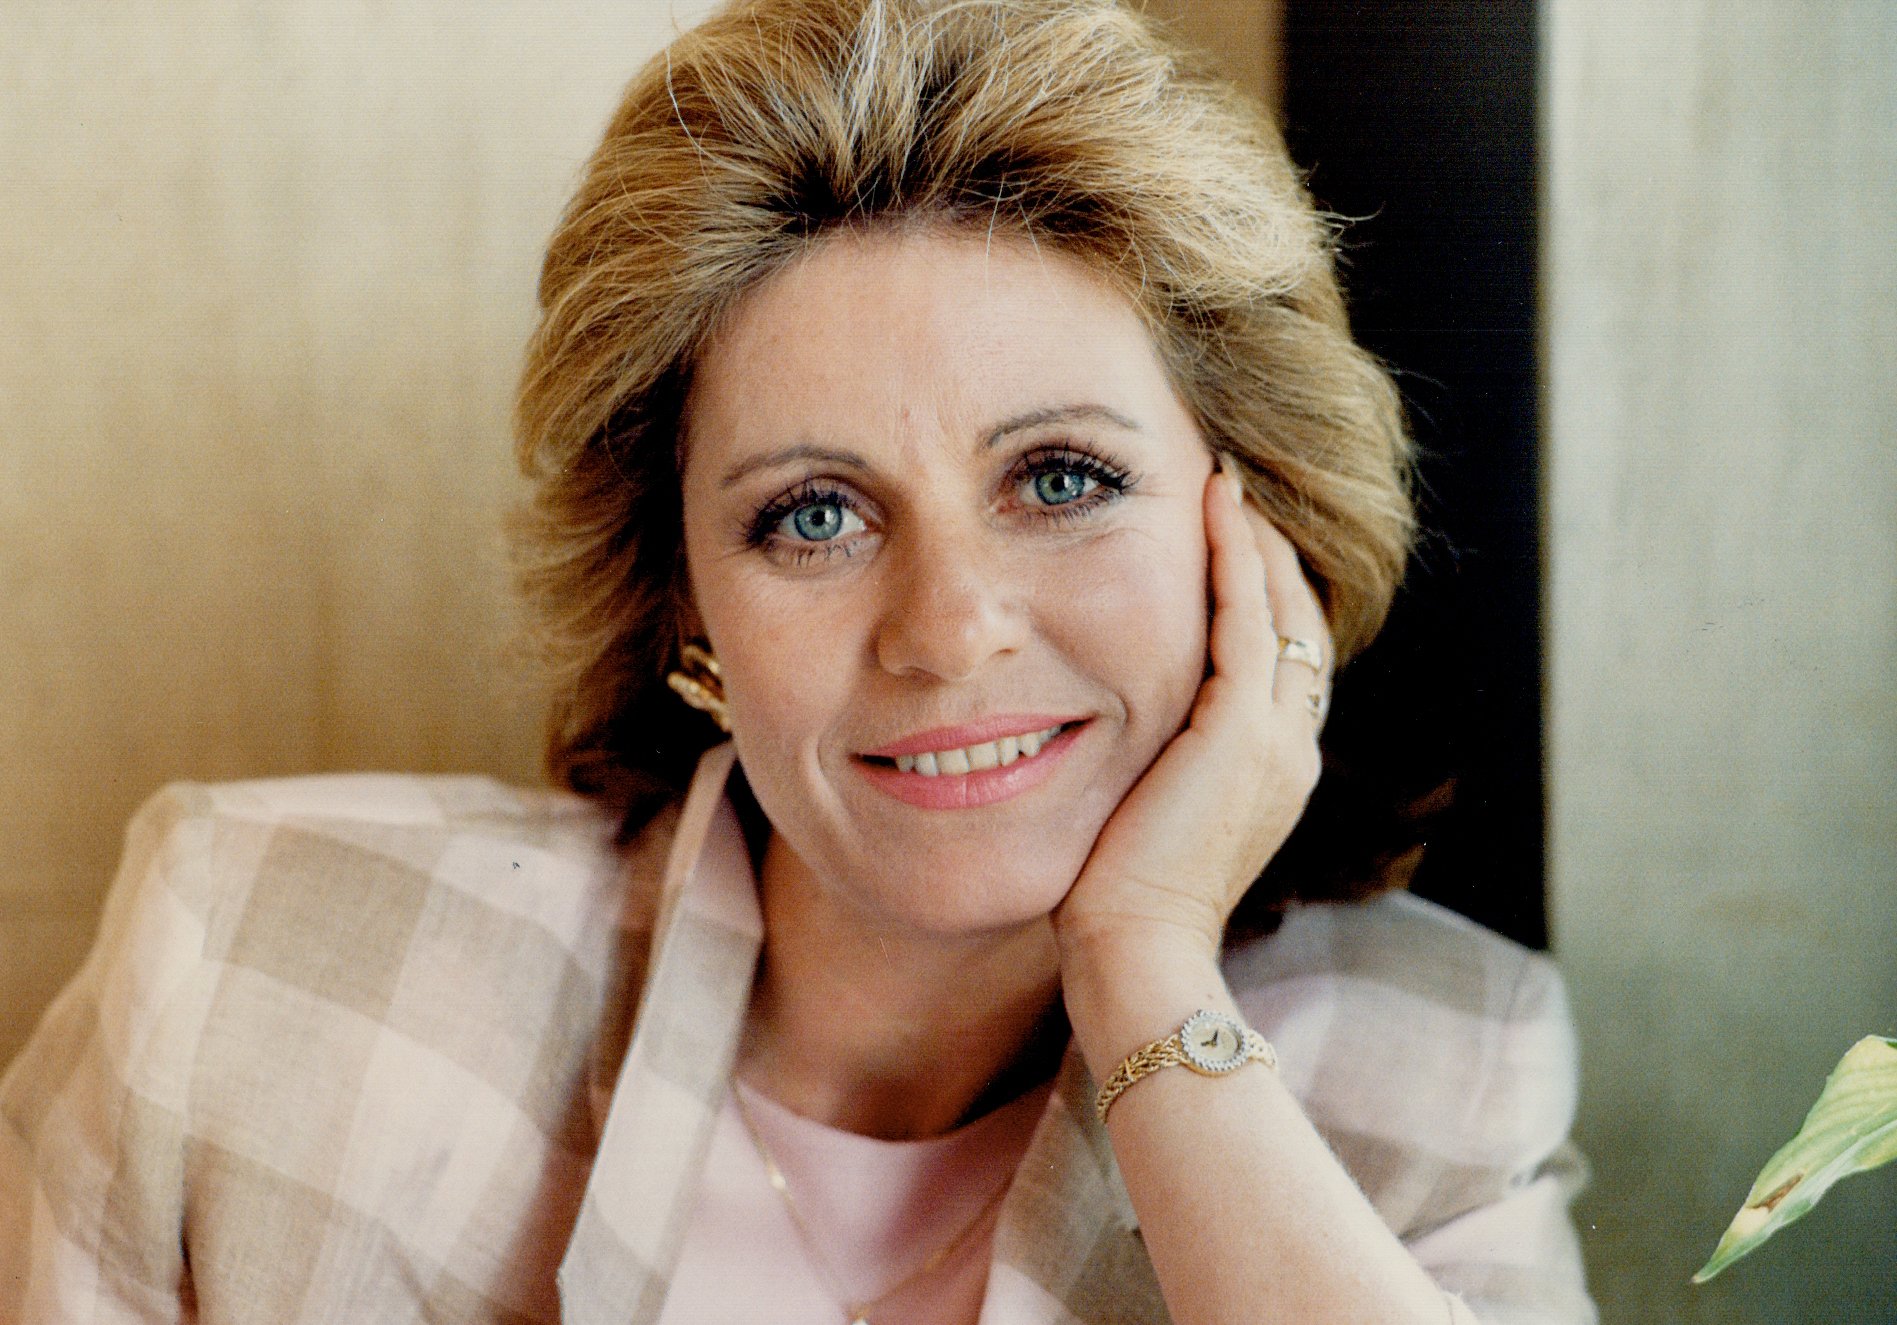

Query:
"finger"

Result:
[[1203, 466, 1274, 694], [1252, 523, 1328, 661], [1238, 506, 1333, 721]]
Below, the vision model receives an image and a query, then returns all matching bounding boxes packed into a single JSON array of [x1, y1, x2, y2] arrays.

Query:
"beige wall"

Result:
[[1149, 0, 1281, 113], [0, 1, 725, 1065], [1546, 0, 1897, 1319]]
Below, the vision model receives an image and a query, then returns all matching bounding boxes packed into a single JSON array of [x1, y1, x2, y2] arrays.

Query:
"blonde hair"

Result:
[[515, 0, 1412, 822]]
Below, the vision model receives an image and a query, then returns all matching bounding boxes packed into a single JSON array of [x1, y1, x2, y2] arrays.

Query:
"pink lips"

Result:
[[860, 715, 1080, 760], [855, 716, 1088, 810]]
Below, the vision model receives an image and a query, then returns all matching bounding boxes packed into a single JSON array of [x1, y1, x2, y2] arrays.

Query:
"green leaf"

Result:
[[1694, 1035, 1897, 1283]]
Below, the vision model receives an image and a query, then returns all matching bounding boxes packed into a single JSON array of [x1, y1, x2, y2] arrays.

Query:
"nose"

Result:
[[873, 529, 1027, 682]]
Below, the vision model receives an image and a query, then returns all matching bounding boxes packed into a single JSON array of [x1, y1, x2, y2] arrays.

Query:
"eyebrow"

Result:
[[983, 402, 1141, 449], [716, 401, 1142, 490], [718, 444, 871, 490]]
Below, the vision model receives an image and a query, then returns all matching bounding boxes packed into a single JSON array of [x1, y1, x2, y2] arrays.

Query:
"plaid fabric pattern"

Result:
[[2, 746, 1593, 1323]]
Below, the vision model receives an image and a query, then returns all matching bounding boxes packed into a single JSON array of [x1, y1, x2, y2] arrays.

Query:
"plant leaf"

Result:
[[1694, 1035, 1897, 1283]]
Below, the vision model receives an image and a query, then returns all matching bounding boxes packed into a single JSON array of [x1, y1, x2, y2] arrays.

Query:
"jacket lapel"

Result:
[[558, 744, 762, 1325]]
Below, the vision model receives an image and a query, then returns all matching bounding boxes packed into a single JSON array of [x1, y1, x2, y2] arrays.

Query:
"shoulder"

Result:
[[1223, 892, 1581, 1235], [127, 772, 635, 948], [3, 776, 677, 1313], [167, 769, 618, 844], [110, 772, 673, 1163], [1225, 889, 1571, 1028], [92, 773, 662, 1083]]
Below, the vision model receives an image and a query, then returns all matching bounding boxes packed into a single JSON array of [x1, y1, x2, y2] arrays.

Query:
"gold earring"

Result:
[[666, 640, 730, 733]]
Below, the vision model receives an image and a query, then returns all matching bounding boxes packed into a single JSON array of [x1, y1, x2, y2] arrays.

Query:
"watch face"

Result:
[[1179, 1011, 1247, 1073]]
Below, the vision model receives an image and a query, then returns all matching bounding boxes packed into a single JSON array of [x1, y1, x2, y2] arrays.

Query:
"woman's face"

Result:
[[679, 226, 1215, 938]]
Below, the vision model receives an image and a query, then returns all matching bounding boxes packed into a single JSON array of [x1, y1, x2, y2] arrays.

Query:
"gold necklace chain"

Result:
[[732, 1087, 1012, 1325]]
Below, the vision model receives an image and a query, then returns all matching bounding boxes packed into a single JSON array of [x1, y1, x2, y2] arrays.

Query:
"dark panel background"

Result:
[[1283, 0, 1545, 947]]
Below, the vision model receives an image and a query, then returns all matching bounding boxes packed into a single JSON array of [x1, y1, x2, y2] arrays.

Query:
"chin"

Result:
[[838, 844, 1085, 940]]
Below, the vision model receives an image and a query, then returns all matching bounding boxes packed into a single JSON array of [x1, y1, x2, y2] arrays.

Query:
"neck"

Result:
[[739, 832, 1068, 1140]]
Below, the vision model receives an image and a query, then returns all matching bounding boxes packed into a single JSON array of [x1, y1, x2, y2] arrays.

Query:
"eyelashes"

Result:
[[1014, 447, 1133, 522], [744, 480, 869, 559], [742, 444, 1138, 564]]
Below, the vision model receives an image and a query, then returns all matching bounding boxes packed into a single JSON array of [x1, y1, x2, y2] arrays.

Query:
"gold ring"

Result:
[[1276, 635, 1324, 671]]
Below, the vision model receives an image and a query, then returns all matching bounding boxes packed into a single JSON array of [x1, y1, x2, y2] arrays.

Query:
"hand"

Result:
[[1052, 463, 1332, 965]]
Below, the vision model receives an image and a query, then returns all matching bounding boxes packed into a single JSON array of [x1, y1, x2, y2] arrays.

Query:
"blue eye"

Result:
[[779, 498, 864, 542], [1031, 468, 1097, 506], [1011, 448, 1133, 521]]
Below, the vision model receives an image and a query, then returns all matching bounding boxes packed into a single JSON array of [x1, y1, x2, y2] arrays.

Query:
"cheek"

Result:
[[1041, 521, 1209, 731], [703, 581, 866, 786]]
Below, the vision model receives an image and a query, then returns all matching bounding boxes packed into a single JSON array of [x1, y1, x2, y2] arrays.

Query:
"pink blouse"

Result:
[[660, 1080, 1055, 1325]]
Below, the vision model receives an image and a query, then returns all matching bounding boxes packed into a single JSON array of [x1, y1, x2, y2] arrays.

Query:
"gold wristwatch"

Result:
[[1095, 1009, 1277, 1123]]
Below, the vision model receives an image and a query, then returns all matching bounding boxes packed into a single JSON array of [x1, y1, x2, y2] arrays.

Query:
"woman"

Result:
[[0, 0, 1592, 1321]]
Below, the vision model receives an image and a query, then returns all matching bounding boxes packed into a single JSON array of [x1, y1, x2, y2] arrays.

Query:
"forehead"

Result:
[[681, 225, 1181, 462]]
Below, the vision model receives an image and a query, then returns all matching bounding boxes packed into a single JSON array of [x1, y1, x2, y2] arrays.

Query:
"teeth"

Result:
[[887, 724, 1064, 776]]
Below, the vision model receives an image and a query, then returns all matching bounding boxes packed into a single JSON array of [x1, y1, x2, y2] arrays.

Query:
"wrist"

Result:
[[1056, 923, 1234, 1081], [1053, 906, 1222, 976]]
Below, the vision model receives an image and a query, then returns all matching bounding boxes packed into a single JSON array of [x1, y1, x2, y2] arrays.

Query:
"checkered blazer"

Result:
[[1, 744, 1594, 1323]]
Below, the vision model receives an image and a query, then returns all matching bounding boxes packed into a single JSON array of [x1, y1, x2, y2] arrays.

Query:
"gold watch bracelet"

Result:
[[1094, 1009, 1278, 1124]]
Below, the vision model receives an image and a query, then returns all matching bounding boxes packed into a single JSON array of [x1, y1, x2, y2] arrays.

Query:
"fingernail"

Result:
[[1223, 468, 1244, 505]]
